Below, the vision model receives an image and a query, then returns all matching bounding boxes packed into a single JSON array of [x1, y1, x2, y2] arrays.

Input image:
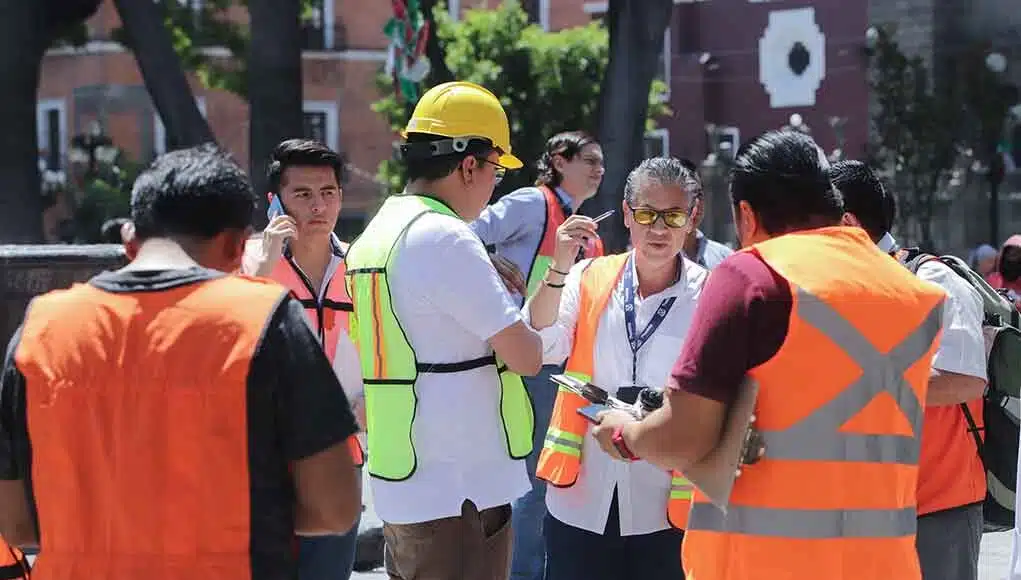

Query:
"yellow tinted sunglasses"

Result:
[[627, 204, 690, 228]]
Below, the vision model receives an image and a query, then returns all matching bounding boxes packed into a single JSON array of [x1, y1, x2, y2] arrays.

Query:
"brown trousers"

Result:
[[383, 500, 513, 580]]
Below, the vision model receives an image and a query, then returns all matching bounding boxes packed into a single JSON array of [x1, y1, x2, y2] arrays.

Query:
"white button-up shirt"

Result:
[[524, 253, 707, 536]]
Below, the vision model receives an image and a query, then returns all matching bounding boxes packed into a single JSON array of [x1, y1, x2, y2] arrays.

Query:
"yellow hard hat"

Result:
[[402, 81, 523, 169]]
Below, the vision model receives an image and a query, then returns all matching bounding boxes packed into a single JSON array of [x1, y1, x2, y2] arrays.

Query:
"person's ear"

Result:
[[841, 212, 862, 229], [120, 221, 139, 261]]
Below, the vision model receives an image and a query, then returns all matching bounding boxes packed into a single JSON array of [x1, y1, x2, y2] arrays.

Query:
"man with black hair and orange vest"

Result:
[[471, 130, 606, 580], [834, 159, 987, 580], [590, 130, 946, 580], [0, 144, 362, 580], [242, 138, 365, 580]]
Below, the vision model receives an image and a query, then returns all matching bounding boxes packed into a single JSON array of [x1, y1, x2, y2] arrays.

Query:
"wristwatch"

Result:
[[611, 426, 639, 461]]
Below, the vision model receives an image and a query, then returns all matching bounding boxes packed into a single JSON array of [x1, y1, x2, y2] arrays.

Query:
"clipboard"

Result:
[[681, 378, 761, 511]]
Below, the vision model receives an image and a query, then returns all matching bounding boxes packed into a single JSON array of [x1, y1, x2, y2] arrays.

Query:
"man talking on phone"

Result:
[[243, 139, 366, 580]]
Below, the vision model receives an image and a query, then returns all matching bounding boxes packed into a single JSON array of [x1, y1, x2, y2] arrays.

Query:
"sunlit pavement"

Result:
[[351, 480, 1017, 579]]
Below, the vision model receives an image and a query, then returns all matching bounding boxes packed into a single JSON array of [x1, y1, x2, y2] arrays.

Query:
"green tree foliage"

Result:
[[868, 25, 961, 247], [372, 0, 669, 197], [112, 0, 317, 98]]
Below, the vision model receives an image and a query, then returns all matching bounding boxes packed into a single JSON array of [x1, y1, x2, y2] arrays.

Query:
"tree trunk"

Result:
[[0, 2, 49, 242], [587, 0, 673, 251], [248, 0, 304, 222], [419, 0, 453, 86], [521, 0, 541, 24], [113, 0, 215, 150]]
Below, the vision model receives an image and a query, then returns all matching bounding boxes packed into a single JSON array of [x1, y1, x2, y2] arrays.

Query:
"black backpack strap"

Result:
[[960, 402, 986, 468]]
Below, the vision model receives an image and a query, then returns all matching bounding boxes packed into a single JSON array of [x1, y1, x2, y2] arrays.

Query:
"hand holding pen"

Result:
[[552, 210, 614, 271]]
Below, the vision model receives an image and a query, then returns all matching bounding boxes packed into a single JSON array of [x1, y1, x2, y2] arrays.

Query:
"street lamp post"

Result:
[[984, 52, 1008, 244], [828, 116, 848, 162], [69, 121, 117, 180]]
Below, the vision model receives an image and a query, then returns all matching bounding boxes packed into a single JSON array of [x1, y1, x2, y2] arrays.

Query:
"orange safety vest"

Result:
[[0, 537, 28, 580], [682, 227, 946, 580], [535, 252, 694, 528], [525, 186, 606, 296], [269, 249, 364, 467], [15, 275, 290, 580]]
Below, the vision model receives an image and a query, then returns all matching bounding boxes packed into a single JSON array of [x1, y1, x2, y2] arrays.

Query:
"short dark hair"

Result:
[[730, 130, 843, 235], [829, 160, 893, 242], [400, 132, 495, 182], [130, 143, 255, 240], [535, 131, 598, 188], [624, 157, 702, 205], [266, 138, 343, 193], [100, 217, 129, 243]]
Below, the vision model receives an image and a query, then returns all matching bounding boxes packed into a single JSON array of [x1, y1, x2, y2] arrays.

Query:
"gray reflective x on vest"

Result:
[[689, 286, 944, 539]]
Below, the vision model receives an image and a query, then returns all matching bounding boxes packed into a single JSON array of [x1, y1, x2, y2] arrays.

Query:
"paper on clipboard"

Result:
[[681, 378, 760, 511]]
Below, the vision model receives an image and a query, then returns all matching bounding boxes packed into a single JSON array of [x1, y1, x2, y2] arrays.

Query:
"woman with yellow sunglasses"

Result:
[[524, 157, 708, 580]]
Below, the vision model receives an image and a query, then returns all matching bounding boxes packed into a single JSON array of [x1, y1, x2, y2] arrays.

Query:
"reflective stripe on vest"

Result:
[[688, 289, 942, 538], [268, 251, 363, 467], [524, 186, 605, 297], [346, 194, 534, 481], [681, 227, 945, 580], [535, 252, 693, 528]]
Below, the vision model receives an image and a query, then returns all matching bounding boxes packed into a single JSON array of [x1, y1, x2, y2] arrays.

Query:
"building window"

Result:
[[37, 99, 67, 171], [303, 100, 339, 151], [644, 128, 670, 158], [153, 97, 207, 156], [302, 0, 336, 50]]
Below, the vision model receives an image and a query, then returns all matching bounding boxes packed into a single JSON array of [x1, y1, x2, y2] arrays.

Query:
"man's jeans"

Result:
[[298, 513, 361, 580], [511, 364, 561, 580]]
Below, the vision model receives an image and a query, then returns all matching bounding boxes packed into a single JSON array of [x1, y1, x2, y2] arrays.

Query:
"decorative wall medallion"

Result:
[[759, 8, 826, 108]]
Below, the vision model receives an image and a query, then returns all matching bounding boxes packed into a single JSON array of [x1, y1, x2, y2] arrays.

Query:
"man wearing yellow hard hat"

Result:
[[345, 81, 544, 577]]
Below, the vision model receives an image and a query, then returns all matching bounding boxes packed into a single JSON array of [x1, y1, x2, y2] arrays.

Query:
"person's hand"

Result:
[[591, 409, 638, 461], [552, 215, 598, 272], [491, 253, 527, 296], [250, 215, 298, 276]]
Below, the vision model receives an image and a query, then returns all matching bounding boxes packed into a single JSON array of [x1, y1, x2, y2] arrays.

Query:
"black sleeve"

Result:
[[0, 326, 29, 480], [251, 297, 359, 461]]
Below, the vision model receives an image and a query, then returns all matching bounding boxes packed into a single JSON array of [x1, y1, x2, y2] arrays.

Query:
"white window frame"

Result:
[[37, 99, 68, 170], [448, 0, 460, 20], [153, 97, 207, 156], [303, 100, 340, 151], [644, 128, 670, 158], [322, 0, 335, 50], [538, 0, 550, 31]]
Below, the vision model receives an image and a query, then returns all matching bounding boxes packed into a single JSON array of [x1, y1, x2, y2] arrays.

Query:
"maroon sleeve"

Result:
[[669, 251, 792, 405]]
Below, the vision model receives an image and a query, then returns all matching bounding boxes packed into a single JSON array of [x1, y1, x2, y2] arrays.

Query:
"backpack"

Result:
[[905, 251, 1021, 532]]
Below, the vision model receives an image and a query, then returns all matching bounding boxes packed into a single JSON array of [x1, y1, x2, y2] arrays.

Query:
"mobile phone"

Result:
[[267, 196, 285, 220], [576, 403, 610, 425]]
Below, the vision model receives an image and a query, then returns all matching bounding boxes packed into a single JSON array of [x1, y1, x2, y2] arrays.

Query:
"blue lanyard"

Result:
[[622, 255, 676, 384]]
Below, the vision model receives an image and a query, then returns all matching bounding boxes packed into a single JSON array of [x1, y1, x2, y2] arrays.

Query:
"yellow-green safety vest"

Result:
[[345, 193, 535, 481]]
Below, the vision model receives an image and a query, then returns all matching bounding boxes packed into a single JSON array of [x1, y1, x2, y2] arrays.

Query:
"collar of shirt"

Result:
[[284, 232, 346, 300], [620, 251, 692, 302], [555, 186, 575, 214]]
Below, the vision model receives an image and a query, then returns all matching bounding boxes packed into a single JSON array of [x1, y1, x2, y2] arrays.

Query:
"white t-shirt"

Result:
[[523, 254, 708, 535], [369, 212, 531, 525], [916, 261, 986, 379]]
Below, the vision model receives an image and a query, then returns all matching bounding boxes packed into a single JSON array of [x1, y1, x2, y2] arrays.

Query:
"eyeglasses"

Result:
[[627, 204, 690, 228], [478, 158, 508, 184]]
